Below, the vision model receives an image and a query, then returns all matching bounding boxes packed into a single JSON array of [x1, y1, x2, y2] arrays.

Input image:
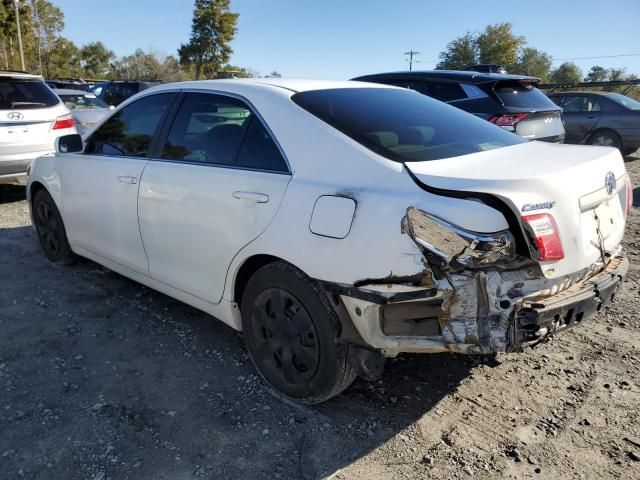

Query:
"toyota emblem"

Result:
[[7, 111, 24, 120], [605, 171, 616, 195]]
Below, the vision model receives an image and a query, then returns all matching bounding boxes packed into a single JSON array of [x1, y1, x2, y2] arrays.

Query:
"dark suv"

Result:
[[353, 70, 565, 142], [91, 80, 161, 106]]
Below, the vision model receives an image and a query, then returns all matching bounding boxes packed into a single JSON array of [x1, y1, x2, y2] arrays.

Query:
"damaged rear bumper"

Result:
[[325, 255, 628, 357]]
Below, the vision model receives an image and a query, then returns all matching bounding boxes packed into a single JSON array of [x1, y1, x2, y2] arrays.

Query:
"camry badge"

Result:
[[605, 172, 616, 195], [7, 111, 24, 120], [522, 201, 555, 212]]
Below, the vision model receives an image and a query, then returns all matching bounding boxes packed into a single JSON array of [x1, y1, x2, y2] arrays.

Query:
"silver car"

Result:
[[55, 88, 114, 136], [0, 71, 76, 185]]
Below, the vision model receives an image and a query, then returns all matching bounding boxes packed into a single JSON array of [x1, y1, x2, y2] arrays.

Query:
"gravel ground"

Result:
[[1, 153, 639, 480]]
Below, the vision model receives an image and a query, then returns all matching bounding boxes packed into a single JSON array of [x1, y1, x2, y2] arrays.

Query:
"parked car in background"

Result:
[[547, 91, 640, 155], [352, 70, 565, 142], [91, 80, 161, 106], [0, 71, 76, 185], [54, 89, 113, 135], [46, 79, 91, 91], [27, 79, 629, 403]]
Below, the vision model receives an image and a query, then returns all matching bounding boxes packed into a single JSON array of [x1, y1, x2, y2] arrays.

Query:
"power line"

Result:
[[554, 53, 640, 61]]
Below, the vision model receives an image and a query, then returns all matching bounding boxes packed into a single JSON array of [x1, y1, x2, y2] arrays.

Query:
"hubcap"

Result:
[[251, 288, 320, 385], [35, 201, 61, 256], [594, 135, 614, 147]]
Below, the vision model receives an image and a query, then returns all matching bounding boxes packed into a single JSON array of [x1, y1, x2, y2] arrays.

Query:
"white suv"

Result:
[[1, 71, 76, 185], [27, 79, 630, 403]]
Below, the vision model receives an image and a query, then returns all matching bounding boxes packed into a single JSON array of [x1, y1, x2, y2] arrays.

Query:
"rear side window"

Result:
[[0, 78, 60, 109], [562, 96, 601, 113], [292, 88, 524, 162], [426, 82, 467, 102], [86, 93, 173, 157], [236, 117, 288, 172], [493, 82, 558, 109], [161, 92, 252, 165]]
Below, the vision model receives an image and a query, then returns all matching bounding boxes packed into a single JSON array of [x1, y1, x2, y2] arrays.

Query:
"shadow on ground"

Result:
[[0, 184, 26, 204], [0, 222, 479, 480]]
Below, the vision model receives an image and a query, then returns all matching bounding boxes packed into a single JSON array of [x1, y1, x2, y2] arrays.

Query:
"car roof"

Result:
[[353, 70, 539, 84], [54, 88, 95, 95], [0, 71, 44, 80], [151, 78, 397, 94]]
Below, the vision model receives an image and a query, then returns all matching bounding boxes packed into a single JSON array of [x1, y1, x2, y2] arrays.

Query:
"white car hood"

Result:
[[405, 141, 628, 278]]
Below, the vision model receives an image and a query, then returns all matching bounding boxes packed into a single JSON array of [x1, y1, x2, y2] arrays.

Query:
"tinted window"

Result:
[[606, 93, 640, 111], [0, 78, 60, 109], [161, 93, 252, 165], [292, 88, 524, 162], [103, 83, 139, 106], [236, 117, 288, 172], [427, 81, 467, 102], [494, 82, 558, 109], [86, 93, 173, 157], [562, 96, 601, 113]]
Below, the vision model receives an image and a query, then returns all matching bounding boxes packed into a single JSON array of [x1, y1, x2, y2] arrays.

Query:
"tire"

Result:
[[241, 261, 356, 404], [588, 129, 622, 150], [32, 189, 77, 266]]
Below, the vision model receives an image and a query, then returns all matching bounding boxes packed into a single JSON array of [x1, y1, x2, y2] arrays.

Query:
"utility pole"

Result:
[[13, 0, 26, 71], [404, 50, 420, 71]]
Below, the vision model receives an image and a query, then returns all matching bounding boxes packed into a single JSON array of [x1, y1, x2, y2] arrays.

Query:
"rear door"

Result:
[[138, 91, 291, 304], [62, 92, 177, 273], [560, 95, 602, 143]]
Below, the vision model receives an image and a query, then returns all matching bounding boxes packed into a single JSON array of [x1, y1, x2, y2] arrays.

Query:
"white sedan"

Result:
[[27, 79, 630, 403]]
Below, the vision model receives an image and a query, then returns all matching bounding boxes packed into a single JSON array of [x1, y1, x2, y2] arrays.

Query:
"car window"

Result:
[[236, 117, 288, 172], [161, 92, 252, 165], [562, 96, 601, 113], [493, 81, 558, 109], [292, 88, 525, 163], [85, 93, 173, 157], [426, 81, 467, 102], [605, 93, 640, 110], [548, 95, 562, 106], [0, 77, 60, 109], [60, 93, 108, 110], [103, 84, 138, 106]]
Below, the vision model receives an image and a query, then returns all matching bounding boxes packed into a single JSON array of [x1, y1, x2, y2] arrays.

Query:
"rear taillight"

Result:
[[488, 113, 531, 127], [52, 113, 75, 130], [626, 176, 633, 217], [522, 213, 564, 261]]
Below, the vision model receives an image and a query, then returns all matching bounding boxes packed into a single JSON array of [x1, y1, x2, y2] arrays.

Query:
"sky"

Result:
[[53, 0, 640, 79]]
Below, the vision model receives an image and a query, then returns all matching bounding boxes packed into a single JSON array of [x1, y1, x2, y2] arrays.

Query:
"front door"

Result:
[[138, 92, 291, 303], [561, 95, 602, 143], [62, 92, 176, 273]]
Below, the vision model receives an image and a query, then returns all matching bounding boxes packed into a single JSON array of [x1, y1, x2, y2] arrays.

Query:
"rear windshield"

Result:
[[493, 81, 558, 109], [60, 93, 108, 110], [0, 78, 60, 110], [291, 88, 524, 162], [607, 93, 640, 110]]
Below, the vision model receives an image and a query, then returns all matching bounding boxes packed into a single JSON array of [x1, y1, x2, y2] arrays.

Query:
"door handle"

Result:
[[232, 191, 269, 203], [117, 176, 138, 184]]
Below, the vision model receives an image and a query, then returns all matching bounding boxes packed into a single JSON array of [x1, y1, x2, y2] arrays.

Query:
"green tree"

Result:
[[585, 65, 608, 82], [550, 62, 583, 84], [47, 36, 81, 77], [1, 0, 37, 71], [31, 0, 64, 75], [436, 31, 478, 70], [111, 48, 161, 80], [179, 0, 238, 79], [476, 23, 525, 70], [608, 67, 627, 81], [513, 47, 552, 81], [80, 41, 114, 78], [266, 70, 281, 78]]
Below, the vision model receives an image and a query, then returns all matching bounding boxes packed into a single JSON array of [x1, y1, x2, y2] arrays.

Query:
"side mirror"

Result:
[[56, 134, 84, 154]]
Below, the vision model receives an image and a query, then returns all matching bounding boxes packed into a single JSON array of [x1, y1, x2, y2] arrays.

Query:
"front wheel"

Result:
[[589, 129, 622, 150], [32, 189, 77, 265], [241, 261, 356, 404]]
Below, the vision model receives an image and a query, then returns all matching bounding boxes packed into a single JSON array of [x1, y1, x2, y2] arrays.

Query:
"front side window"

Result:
[[292, 88, 524, 163], [0, 78, 60, 109], [85, 93, 173, 157], [562, 96, 601, 113]]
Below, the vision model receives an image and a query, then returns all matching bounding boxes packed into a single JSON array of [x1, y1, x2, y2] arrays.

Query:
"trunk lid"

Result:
[[405, 141, 628, 278]]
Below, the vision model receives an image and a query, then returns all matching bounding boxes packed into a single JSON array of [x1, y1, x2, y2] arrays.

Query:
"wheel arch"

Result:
[[588, 127, 623, 147], [232, 254, 289, 306]]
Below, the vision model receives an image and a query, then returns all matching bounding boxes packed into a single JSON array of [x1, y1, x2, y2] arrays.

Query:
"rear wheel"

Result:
[[589, 129, 622, 150], [32, 189, 77, 265], [241, 261, 356, 404]]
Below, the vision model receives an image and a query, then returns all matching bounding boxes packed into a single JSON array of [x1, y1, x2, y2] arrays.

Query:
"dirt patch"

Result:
[[1, 154, 639, 480]]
